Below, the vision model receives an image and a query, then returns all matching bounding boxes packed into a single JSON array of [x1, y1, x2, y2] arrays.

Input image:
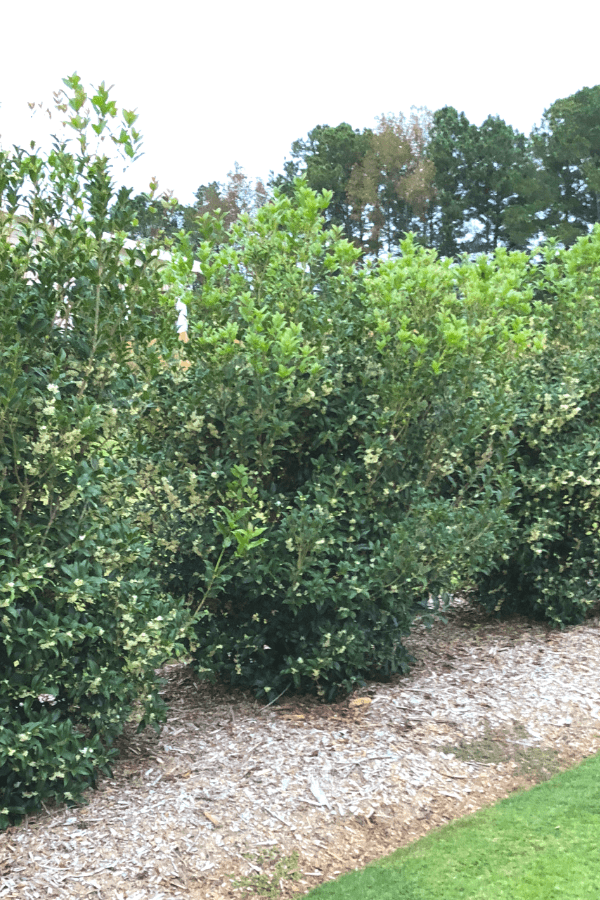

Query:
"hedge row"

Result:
[[2, 76, 600, 829]]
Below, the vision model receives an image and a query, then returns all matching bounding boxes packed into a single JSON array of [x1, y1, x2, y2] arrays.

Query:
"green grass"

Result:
[[304, 751, 600, 900]]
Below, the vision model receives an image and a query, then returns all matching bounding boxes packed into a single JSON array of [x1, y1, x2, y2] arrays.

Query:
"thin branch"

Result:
[[259, 682, 291, 712]]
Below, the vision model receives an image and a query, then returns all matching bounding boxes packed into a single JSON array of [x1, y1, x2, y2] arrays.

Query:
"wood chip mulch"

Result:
[[2, 599, 600, 899]]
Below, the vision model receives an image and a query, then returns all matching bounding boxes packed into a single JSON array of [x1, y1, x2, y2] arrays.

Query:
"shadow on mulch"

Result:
[[112, 595, 600, 763]]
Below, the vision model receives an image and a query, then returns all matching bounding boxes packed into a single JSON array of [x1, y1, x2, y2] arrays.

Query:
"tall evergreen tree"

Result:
[[465, 115, 540, 254], [427, 108, 542, 257], [533, 84, 600, 245], [426, 106, 473, 258], [271, 123, 372, 243]]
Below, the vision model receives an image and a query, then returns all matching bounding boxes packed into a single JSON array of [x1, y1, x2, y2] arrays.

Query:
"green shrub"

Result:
[[474, 230, 600, 624], [134, 188, 543, 699], [0, 76, 190, 829]]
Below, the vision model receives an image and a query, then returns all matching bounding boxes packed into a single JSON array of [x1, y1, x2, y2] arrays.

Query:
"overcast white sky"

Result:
[[1, 0, 598, 205]]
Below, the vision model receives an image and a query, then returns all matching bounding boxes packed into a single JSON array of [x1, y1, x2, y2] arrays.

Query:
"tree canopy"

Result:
[[113, 84, 600, 260], [268, 84, 600, 258]]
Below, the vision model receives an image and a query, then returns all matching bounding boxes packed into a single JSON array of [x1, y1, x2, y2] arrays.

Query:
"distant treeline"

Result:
[[113, 84, 600, 258]]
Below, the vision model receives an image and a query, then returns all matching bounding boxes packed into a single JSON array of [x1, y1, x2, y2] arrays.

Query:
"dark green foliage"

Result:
[[109, 185, 186, 240], [533, 85, 600, 245], [427, 108, 542, 257], [111, 167, 270, 252], [465, 116, 539, 254], [0, 77, 190, 829], [425, 106, 473, 258], [474, 229, 600, 624], [272, 85, 600, 257]]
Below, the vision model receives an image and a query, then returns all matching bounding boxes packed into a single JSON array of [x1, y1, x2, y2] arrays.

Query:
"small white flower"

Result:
[[37, 693, 57, 705]]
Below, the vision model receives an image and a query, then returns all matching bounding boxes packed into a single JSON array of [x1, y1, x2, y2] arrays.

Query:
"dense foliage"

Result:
[[132, 183, 546, 700], [0, 77, 190, 829], [474, 230, 600, 623], [3, 74, 600, 832]]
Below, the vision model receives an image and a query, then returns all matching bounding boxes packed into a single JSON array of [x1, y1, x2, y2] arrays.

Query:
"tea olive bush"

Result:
[[0, 77, 190, 829], [135, 183, 544, 700], [474, 229, 600, 624]]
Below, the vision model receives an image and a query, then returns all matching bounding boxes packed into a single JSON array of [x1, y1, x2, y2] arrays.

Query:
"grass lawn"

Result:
[[303, 750, 600, 900]]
